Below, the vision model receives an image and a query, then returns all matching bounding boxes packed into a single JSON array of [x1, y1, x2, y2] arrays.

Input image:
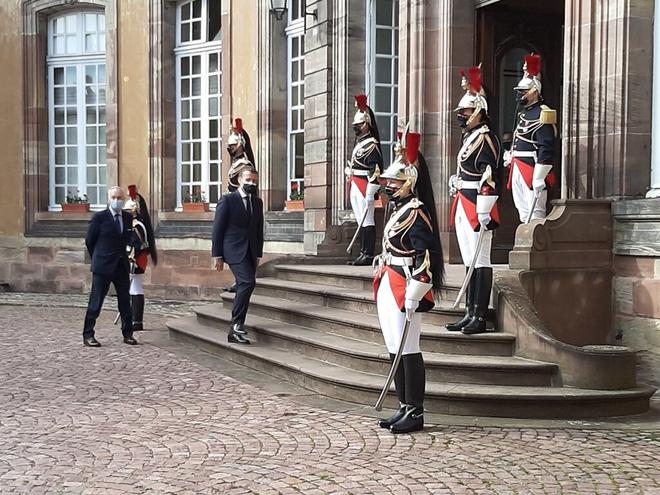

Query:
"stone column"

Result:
[[648, 0, 660, 199], [399, 0, 474, 252], [562, 0, 653, 199]]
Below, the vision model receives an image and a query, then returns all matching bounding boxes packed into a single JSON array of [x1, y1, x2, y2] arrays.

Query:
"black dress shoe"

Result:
[[390, 405, 424, 434], [461, 315, 487, 335], [132, 323, 144, 331], [123, 337, 138, 345], [377, 405, 407, 429], [446, 311, 473, 332], [83, 337, 101, 347], [225, 283, 237, 293], [352, 254, 374, 266], [228, 332, 251, 344]]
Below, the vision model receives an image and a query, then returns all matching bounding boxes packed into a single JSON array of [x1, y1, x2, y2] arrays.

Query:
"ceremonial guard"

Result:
[[373, 129, 444, 434], [345, 94, 383, 266], [227, 118, 256, 192], [505, 54, 557, 223], [447, 67, 501, 335]]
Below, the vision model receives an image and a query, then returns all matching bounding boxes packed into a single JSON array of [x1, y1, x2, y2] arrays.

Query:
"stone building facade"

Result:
[[0, 0, 658, 354]]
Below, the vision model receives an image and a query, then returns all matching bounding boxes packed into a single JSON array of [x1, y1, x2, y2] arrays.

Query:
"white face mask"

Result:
[[110, 199, 124, 211]]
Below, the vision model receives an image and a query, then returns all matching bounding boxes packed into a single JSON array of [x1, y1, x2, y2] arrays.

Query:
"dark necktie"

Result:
[[245, 195, 252, 217], [114, 213, 121, 233]]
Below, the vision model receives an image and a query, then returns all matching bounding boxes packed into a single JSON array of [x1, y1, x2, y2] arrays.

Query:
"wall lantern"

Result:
[[269, 0, 287, 20]]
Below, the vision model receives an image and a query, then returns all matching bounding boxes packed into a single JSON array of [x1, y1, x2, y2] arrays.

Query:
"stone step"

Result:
[[220, 292, 515, 357], [275, 264, 462, 297], [194, 305, 556, 386], [167, 316, 655, 419], [254, 277, 468, 327]]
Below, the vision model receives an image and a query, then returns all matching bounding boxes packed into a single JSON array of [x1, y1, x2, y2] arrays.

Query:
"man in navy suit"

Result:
[[212, 168, 264, 344], [82, 186, 138, 347]]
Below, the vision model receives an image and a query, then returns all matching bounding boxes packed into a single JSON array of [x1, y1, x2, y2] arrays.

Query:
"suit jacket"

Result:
[[212, 191, 264, 265], [85, 209, 133, 276]]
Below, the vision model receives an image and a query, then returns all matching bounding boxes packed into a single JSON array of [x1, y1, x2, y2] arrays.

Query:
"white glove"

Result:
[[344, 165, 352, 177], [404, 298, 419, 321], [365, 195, 375, 208], [532, 178, 545, 194], [503, 150, 512, 167], [448, 174, 458, 197], [478, 213, 491, 226]]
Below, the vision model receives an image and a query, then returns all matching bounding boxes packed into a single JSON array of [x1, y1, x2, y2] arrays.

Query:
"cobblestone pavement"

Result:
[[1, 302, 660, 494]]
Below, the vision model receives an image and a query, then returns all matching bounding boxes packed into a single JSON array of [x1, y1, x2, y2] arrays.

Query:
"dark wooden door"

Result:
[[475, 0, 564, 263]]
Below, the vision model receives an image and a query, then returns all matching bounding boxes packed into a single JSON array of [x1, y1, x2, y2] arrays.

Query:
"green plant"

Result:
[[65, 190, 89, 204], [289, 182, 304, 201], [184, 190, 207, 203]]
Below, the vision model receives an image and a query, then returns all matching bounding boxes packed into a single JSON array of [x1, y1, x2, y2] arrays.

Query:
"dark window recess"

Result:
[[208, 0, 221, 41]]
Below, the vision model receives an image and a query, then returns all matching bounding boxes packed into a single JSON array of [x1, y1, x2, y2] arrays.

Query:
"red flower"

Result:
[[291, 183, 299, 191]]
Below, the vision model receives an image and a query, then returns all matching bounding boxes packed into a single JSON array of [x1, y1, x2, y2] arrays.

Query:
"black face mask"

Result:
[[383, 186, 398, 200], [457, 114, 469, 128], [353, 124, 364, 136], [242, 183, 258, 195], [516, 90, 528, 105]]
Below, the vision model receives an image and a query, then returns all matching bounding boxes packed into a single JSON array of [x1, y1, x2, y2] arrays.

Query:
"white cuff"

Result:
[[405, 278, 433, 302], [366, 182, 380, 196], [476, 195, 498, 214]]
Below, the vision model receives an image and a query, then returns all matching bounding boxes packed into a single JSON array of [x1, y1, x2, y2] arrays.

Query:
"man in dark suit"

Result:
[[212, 168, 264, 344], [82, 186, 138, 347]]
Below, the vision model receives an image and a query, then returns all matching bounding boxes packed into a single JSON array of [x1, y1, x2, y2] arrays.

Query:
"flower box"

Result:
[[61, 203, 90, 213], [182, 202, 210, 212], [285, 199, 304, 211]]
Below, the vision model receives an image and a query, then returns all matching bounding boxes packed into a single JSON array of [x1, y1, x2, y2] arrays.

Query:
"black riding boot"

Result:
[[462, 267, 492, 335], [131, 294, 145, 331], [446, 268, 476, 331], [378, 353, 407, 428], [352, 226, 375, 266], [390, 353, 425, 434]]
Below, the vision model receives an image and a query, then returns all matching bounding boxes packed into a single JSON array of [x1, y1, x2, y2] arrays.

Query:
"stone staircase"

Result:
[[168, 264, 654, 418]]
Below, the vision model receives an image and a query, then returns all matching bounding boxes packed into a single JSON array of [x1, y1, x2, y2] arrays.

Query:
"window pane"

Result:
[[376, 0, 394, 25], [209, 53, 218, 73], [55, 36, 64, 55], [209, 142, 218, 161], [193, 163, 201, 181], [192, 121, 200, 139], [375, 87, 391, 113], [376, 116, 391, 141], [55, 128, 65, 145], [67, 147, 78, 165], [375, 58, 392, 84], [209, 119, 218, 138], [181, 2, 191, 21], [85, 34, 97, 52], [209, 75, 218, 94], [55, 167, 65, 183], [65, 15, 76, 34], [54, 68, 64, 85], [67, 167, 77, 184], [87, 188, 98, 205], [55, 108, 65, 125], [87, 146, 97, 164], [66, 35, 77, 54], [191, 77, 201, 96], [98, 65, 106, 84], [209, 97, 218, 117], [56, 17, 65, 34], [98, 108, 106, 125], [67, 127, 77, 145], [181, 57, 190, 76], [192, 21, 201, 41], [85, 13, 97, 32], [85, 88, 96, 105], [85, 65, 96, 84], [192, 0, 202, 18], [87, 167, 97, 184], [209, 185, 218, 204], [192, 56, 201, 75], [182, 122, 190, 140], [181, 78, 190, 97], [376, 29, 391, 55], [86, 107, 97, 124], [99, 127, 106, 145], [99, 148, 106, 165], [182, 144, 190, 161], [67, 107, 77, 125], [86, 127, 97, 144], [55, 149, 65, 166], [193, 142, 201, 161], [55, 187, 65, 205], [192, 99, 201, 118], [182, 164, 190, 182], [67, 87, 77, 104], [98, 89, 106, 104], [99, 167, 106, 184], [54, 88, 64, 105], [181, 23, 190, 43]]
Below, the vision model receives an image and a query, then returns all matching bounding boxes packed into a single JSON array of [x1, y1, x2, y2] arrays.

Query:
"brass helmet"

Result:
[[380, 126, 421, 200], [454, 66, 488, 127], [514, 53, 542, 96], [352, 94, 372, 126], [227, 118, 247, 147]]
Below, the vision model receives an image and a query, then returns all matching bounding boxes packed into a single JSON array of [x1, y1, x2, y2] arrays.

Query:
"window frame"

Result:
[[286, 10, 305, 199], [174, 0, 223, 210], [47, 10, 107, 211], [366, 0, 399, 166]]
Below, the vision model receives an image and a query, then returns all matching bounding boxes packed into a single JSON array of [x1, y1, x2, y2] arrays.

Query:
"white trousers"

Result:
[[511, 164, 547, 223], [455, 199, 493, 268], [349, 180, 375, 227], [130, 274, 144, 296], [377, 271, 422, 355]]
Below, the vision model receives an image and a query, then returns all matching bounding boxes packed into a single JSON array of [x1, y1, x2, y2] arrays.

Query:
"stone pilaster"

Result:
[[562, 0, 653, 199]]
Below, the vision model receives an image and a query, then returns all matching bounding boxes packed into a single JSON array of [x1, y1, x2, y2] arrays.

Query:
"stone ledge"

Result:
[[612, 198, 660, 256]]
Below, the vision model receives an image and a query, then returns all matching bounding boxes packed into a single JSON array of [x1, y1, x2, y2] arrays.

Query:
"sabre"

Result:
[[346, 207, 369, 254], [524, 164, 553, 224], [452, 225, 486, 308], [524, 193, 540, 224], [374, 316, 412, 411]]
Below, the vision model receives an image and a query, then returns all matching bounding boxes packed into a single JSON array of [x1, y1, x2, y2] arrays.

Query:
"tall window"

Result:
[[48, 11, 106, 210], [286, 1, 305, 197], [367, 0, 399, 165], [175, 0, 222, 208]]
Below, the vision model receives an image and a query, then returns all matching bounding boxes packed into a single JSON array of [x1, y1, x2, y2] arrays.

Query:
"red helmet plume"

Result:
[[468, 66, 482, 93], [525, 54, 542, 77], [128, 184, 138, 200], [354, 94, 368, 111], [234, 118, 244, 134], [406, 133, 421, 165]]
